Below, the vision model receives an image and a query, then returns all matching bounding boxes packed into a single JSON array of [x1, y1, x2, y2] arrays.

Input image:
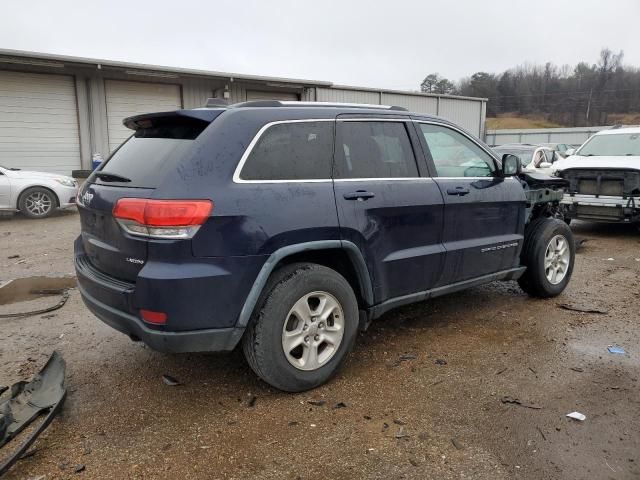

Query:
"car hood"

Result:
[[553, 155, 640, 173], [5, 169, 72, 181]]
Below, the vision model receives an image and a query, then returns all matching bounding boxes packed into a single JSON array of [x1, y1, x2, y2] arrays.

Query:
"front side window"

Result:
[[419, 124, 496, 177], [240, 121, 333, 181], [334, 122, 419, 179]]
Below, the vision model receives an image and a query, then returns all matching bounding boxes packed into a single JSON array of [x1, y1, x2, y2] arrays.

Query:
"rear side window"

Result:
[[334, 122, 419, 179], [97, 118, 209, 188], [240, 121, 334, 180]]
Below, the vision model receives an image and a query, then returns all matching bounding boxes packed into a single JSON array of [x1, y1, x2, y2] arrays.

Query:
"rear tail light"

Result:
[[113, 198, 212, 239], [140, 309, 167, 325]]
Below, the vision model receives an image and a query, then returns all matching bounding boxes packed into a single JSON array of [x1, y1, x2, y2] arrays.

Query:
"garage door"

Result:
[[246, 90, 300, 101], [0, 71, 81, 175], [105, 80, 182, 152]]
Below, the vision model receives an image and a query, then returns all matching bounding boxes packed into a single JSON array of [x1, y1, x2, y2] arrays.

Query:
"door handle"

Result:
[[343, 190, 375, 201], [446, 187, 470, 196]]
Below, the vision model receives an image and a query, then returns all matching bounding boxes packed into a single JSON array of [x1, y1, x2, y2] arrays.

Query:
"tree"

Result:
[[420, 73, 441, 93], [435, 78, 456, 95]]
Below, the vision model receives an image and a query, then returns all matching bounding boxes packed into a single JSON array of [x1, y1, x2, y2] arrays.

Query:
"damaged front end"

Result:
[[517, 171, 568, 224], [0, 351, 66, 476], [559, 168, 640, 223]]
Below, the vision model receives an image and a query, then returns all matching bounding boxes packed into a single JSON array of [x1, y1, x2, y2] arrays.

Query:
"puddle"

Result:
[[0, 275, 76, 305]]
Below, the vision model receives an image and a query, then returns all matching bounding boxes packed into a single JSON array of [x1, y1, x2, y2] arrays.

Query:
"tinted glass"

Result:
[[97, 119, 208, 188], [240, 122, 333, 180], [334, 122, 419, 179], [420, 124, 495, 177]]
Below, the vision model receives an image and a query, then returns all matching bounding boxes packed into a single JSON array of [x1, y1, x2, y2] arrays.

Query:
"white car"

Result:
[[0, 165, 78, 218], [553, 126, 640, 224], [492, 144, 561, 174]]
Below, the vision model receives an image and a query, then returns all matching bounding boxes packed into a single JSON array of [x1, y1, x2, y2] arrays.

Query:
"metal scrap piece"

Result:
[[0, 351, 66, 476]]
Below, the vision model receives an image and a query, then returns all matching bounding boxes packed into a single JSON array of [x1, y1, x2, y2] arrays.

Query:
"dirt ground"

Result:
[[1, 210, 639, 479]]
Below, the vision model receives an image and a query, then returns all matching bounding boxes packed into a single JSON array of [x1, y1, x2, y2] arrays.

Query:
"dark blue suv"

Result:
[[74, 101, 574, 391]]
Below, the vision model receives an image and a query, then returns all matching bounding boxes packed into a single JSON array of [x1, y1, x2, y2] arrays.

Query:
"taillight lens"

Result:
[[113, 199, 212, 239]]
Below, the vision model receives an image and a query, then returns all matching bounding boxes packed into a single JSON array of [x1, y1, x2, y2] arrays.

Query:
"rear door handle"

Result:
[[446, 187, 470, 196], [343, 190, 376, 201]]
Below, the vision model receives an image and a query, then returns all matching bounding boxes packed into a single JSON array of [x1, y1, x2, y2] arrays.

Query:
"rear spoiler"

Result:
[[123, 109, 224, 130]]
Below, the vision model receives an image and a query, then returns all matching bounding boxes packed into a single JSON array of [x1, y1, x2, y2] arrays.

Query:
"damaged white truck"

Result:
[[554, 126, 640, 225]]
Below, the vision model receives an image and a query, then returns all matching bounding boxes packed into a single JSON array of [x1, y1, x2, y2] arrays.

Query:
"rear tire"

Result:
[[518, 218, 575, 298], [18, 187, 58, 219], [242, 263, 359, 392]]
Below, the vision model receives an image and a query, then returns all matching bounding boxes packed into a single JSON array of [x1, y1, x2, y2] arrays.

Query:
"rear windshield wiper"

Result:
[[94, 172, 132, 182]]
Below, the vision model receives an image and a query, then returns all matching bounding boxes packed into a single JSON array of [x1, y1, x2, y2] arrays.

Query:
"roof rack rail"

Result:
[[205, 97, 229, 107], [228, 100, 408, 111]]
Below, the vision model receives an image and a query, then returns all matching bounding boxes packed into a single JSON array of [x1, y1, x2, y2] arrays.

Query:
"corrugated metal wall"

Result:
[[314, 87, 486, 138], [0, 53, 488, 173], [486, 126, 610, 146]]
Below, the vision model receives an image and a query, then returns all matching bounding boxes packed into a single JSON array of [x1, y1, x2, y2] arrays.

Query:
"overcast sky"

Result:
[[2, 0, 638, 91]]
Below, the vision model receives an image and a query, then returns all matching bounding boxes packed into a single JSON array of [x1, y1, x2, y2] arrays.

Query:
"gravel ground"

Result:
[[1, 211, 639, 479]]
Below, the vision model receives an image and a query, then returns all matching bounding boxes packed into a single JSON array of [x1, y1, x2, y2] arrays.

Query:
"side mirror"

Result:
[[501, 154, 521, 176], [565, 148, 575, 156], [539, 162, 552, 168]]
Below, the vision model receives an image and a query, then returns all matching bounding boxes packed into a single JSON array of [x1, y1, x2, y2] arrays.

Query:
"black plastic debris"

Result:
[[0, 351, 66, 476]]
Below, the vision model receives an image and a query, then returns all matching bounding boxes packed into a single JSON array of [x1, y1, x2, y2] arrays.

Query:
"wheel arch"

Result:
[[17, 184, 60, 210], [236, 241, 373, 329]]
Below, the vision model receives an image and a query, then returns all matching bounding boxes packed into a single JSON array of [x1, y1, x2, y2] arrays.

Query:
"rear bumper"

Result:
[[73, 236, 265, 352], [561, 194, 640, 222], [77, 281, 243, 353]]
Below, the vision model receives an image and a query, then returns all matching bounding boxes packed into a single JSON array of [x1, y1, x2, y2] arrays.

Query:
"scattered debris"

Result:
[[528, 367, 537, 374], [399, 354, 417, 361], [161, 374, 182, 386], [307, 400, 326, 407], [393, 419, 406, 426], [570, 367, 584, 372], [382, 422, 389, 431], [408, 458, 419, 467], [388, 353, 418, 367], [395, 427, 409, 439], [607, 346, 625, 355], [536, 426, 547, 441], [333, 402, 347, 409], [0, 385, 7, 396], [434, 359, 447, 366], [558, 303, 608, 314], [0, 290, 70, 319], [363, 415, 372, 420], [247, 395, 257, 407], [566, 411, 586, 421], [500, 396, 542, 410], [288, 421, 298, 427], [74, 464, 86, 473], [605, 258, 615, 261], [574, 238, 589, 251], [0, 352, 67, 476], [418, 432, 430, 441], [7, 255, 19, 259], [451, 438, 464, 450]]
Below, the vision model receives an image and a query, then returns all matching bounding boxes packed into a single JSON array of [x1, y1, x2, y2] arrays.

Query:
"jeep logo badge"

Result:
[[81, 191, 94, 206]]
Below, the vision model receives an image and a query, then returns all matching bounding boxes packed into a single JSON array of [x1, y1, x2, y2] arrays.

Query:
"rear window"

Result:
[[578, 132, 640, 156], [239, 121, 334, 181], [96, 119, 207, 188]]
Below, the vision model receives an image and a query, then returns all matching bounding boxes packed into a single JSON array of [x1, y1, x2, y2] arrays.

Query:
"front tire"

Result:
[[242, 263, 359, 392], [18, 187, 57, 219], [518, 218, 575, 298]]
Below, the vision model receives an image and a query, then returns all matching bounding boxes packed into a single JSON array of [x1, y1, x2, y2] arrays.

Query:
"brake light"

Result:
[[113, 199, 212, 239], [140, 309, 167, 325]]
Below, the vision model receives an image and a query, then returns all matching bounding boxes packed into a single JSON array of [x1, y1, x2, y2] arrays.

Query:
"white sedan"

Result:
[[0, 165, 78, 218]]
